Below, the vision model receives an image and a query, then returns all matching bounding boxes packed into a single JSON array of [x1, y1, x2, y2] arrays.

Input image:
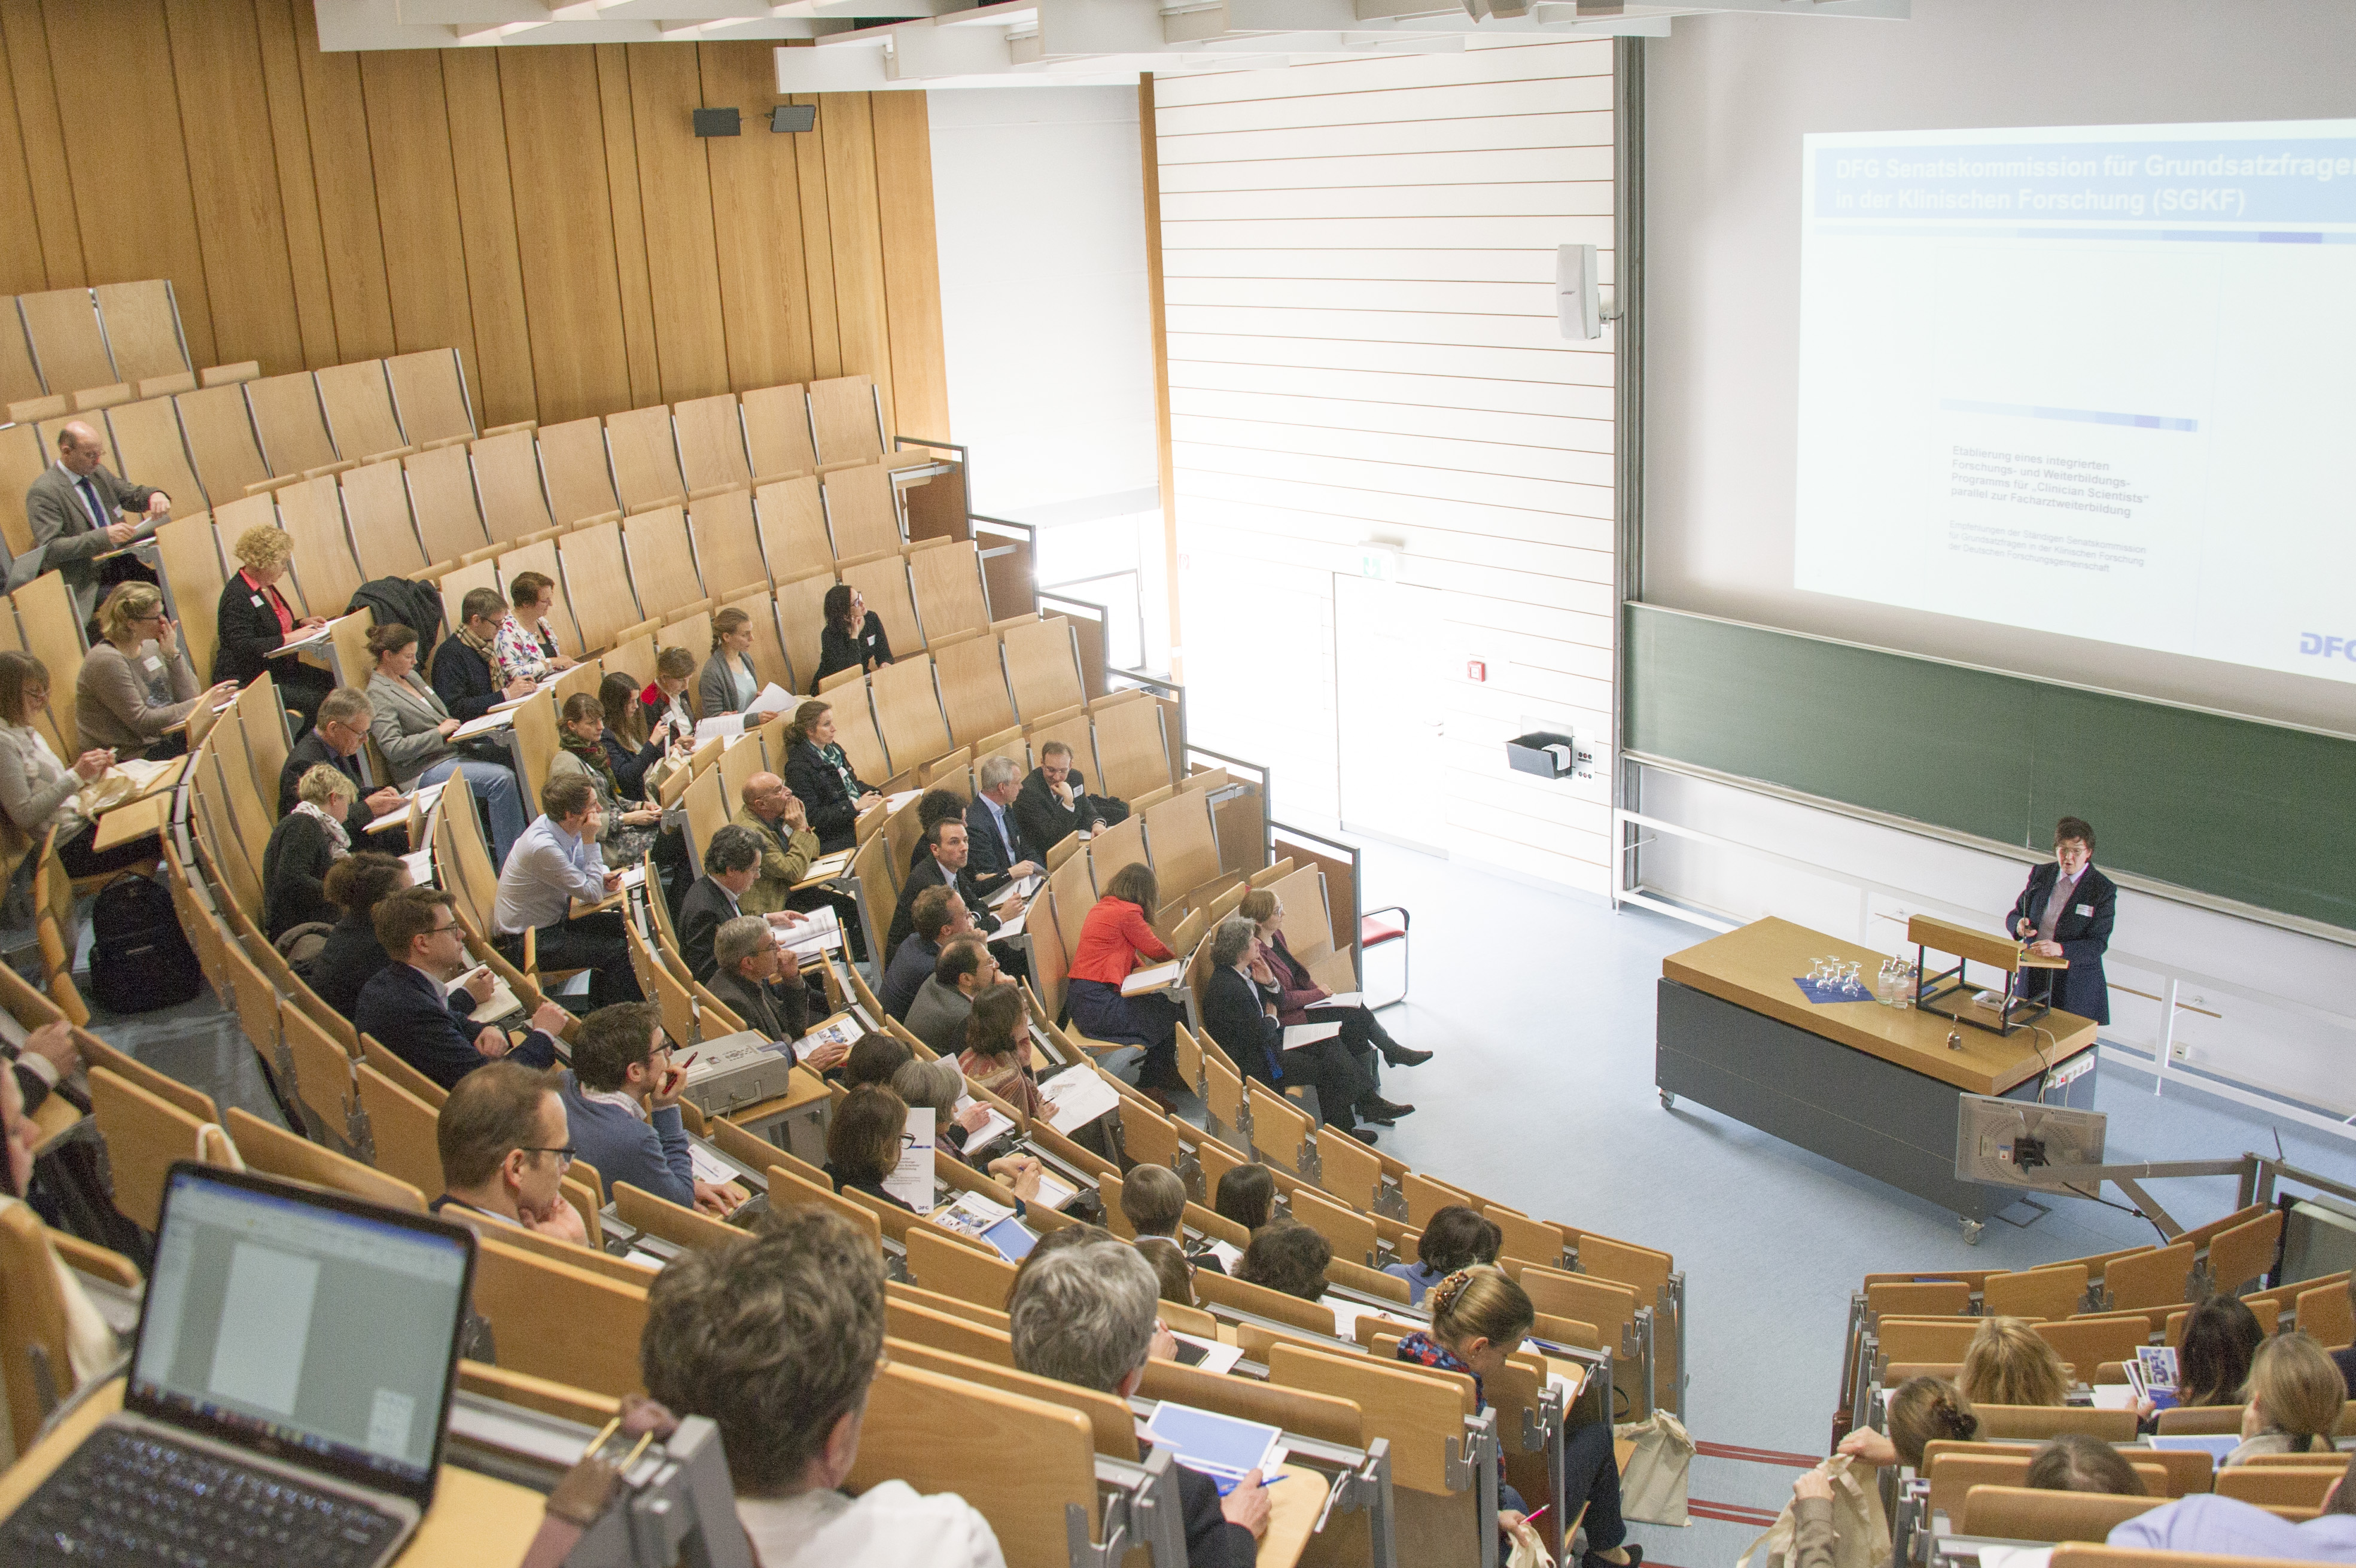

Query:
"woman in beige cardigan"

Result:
[[362, 623, 527, 865], [0, 650, 158, 881], [75, 582, 236, 760]]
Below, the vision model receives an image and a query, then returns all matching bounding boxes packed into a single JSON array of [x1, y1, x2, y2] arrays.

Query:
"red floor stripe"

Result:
[[1695, 1440, 1824, 1469], [1687, 1499, 1782, 1526]]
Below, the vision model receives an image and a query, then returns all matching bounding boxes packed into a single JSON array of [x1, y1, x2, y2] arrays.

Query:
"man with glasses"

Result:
[[735, 769, 865, 960], [22, 421, 171, 619], [357, 887, 570, 1091], [428, 1059, 588, 1243], [278, 685, 404, 834], [559, 1001, 745, 1218]]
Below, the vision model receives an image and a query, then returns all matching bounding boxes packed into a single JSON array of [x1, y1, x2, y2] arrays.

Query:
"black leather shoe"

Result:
[[1365, 1098, 1416, 1119], [1382, 1046, 1434, 1067], [1334, 1125, 1377, 1146]]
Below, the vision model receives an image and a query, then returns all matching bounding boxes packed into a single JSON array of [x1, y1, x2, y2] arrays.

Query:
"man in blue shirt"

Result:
[[558, 1001, 745, 1219], [492, 774, 640, 1010], [2108, 1455, 2356, 1560]]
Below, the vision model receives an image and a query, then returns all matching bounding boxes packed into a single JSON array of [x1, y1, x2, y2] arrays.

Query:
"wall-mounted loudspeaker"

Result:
[[1557, 243, 1613, 340], [770, 105, 816, 133], [692, 108, 742, 138]]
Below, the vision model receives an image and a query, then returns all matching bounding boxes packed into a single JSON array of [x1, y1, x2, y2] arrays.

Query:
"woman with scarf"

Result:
[[263, 762, 352, 939], [957, 984, 1045, 1122], [548, 692, 664, 868], [780, 698, 882, 855], [599, 672, 674, 799]]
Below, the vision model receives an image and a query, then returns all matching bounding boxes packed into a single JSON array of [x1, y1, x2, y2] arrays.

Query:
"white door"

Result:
[[1333, 573, 1447, 852]]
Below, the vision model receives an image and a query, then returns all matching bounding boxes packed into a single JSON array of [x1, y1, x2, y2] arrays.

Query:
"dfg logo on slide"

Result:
[[2299, 634, 2356, 661]]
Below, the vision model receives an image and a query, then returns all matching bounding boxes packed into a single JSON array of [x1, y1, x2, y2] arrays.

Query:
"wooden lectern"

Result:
[[1908, 914, 2069, 1037]]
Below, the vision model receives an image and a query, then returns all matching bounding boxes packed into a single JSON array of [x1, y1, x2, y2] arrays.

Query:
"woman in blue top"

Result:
[[1395, 1268, 1641, 1568], [1385, 1204, 1500, 1305]]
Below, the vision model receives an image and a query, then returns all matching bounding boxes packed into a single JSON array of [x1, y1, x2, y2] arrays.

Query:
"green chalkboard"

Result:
[[1624, 604, 2356, 932]]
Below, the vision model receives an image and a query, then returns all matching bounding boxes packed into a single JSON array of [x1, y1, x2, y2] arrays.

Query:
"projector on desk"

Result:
[[679, 1030, 798, 1118]]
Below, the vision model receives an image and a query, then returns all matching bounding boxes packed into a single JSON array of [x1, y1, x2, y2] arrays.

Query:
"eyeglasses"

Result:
[[519, 1146, 577, 1170]]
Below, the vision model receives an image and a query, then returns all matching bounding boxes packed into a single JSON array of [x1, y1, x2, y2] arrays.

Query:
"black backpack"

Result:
[[87, 869, 203, 1016], [347, 577, 447, 668]]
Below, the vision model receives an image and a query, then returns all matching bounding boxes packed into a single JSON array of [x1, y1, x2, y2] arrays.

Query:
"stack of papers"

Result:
[[452, 710, 514, 741], [1309, 992, 1365, 1010], [489, 673, 564, 713], [778, 905, 843, 962], [1032, 1170, 1077, 1211], [883, 790, 924, 812], [1038, 1065, 1121, 1135], [1121, 961, 1182, 996]]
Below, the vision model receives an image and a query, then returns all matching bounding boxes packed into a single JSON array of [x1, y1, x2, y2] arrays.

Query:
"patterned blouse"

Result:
[[1395, 1330, 1483, 1408], [491, 614, 561, 686]]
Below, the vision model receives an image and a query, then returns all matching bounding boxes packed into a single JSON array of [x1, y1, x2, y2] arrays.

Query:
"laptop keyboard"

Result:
[[2, 1426, 403, 1567]]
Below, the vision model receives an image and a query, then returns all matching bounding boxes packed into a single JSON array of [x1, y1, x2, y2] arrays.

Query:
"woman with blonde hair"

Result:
[[261, 762, 353, 939], [78, 581, 234, 759], [2227, 1332, 2344, 1466], [1958, 1316, 2071, 1408], [212, 523, 333, 730], [1396, 1266, 1637, 1567], [698, 607, 764, 718]]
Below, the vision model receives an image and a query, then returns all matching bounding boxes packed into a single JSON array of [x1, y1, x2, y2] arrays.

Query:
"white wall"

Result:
[[1156, 41, 1618, 893]]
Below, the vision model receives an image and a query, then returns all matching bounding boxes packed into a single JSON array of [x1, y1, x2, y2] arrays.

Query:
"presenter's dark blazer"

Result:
[[2006, 861, 2117, 1025]]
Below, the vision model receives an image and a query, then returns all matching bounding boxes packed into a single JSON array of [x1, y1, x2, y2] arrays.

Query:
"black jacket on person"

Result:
[[429, 637, 503, 723], [602, 727, 665, 799], [311, 909, 394, 1021], [1202, 964, 1366, 1134], [825, 1163, 914, 1213], [881, 933, 939, 1021], [2004, 861, 2118, 1025], [707, 964, 808, 1045], [277, 730, 373, 839], [676, 873, 741, 984], [1171, 1459, 1258, 1568], [809, 611, 892, 693], [261, 811, 340, 940], [963, 795, 1030, 900], [783, 738, 872, 855], [212, 574, 302, 689], [1011, 766, 1125, 860], [354, 961, 557, 1092], [884, 853, 999, 965]]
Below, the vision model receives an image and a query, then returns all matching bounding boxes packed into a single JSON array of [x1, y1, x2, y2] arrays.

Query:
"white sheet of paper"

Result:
[[1032, 1170, 1077, 1211], [400, 848, 434, 885], [269, 625, 332, 656], [1313, 992, 1364, 1010], [990, 911, 1027, 940], [449, 969, 520, 1026], [744, 683, 796, 722], [1039, 1064, 1122, 1134], [452, 710, 515, 741], [884, 790, 923, 811], [2087, 1385, 2140, 1411], [952, 1094, 1016, 1152], [614, 864, 646, 891], [1170, 1333, 1245, 1377], [801, 851, 853, 881], [1206, 1239, 1244, 1272], [1009, 874, 1043, 901], [1322, 1298, 1415, 1344], [693, 713, 745, 744], [1282, 1022, 1343, 1049], [114, 756, 177, 790], [1122, 961, 1182, 996], [883, 1107, 936, 1212], [686, 1140, 739, 1188]]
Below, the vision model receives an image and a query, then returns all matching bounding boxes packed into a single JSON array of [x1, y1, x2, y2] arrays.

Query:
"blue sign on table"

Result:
[[1793, 976, 1874, 1005]]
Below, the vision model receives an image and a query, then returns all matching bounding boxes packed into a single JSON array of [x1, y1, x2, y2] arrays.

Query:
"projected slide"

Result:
[[1795, 119, 2356, 684]]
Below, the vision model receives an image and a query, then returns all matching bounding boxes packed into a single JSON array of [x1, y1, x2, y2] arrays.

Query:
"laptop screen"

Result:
[[128, 1167, 474, 1502]]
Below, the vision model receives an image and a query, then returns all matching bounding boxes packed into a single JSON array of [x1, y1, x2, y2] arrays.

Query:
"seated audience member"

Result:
[[883, 884, 972, 1020], [2104, 1450, 2356, 1560], [2226, 1332, 2343, 1465], [0, 651, 160, 879], [680, 823, 770, 981], [1241, 887, 1430, 1073], [824, 1085, 914, 1211], [1386, 1205, 1500, 1305], [780, 700, 881, 855], [2147, 1295, 2261, 1427], [732, 769, 838, 929], [550, 691, 662, 868], [2338, 1278, 2356, 1398], [966, 756, 1045, 890], [433, 586, 538, 721], [366, 622, 528, 863], [906, 788, 972, 873], [710, 915, 844, 1066], [0, 1058, 117, 1412], [77, 582, 233, 760], [430, 1061, 588, 1242], [1007, 1229, 1268, 1566], [1398, 1268, 1635, 1567], [907, 936, 1000, 1058], [841, 1031, 913, 1089], [357, 888, 567, 1091], [278, 684, 401, 833], [4, 1018, 79, 1123], [311, 852, 410, 1019], [1122, 1163, 1225, 1277], [887, 818, 1008, 961], [560, 1001, 744, 1218], [638, 1208, 1006, 1568], [1012, 739, 1128, 855], [2023, 1433, 2146, 1494], [892, 1055, 1042, 1196], [1957, 1316, 2069, 1409], [212, 523, 331, 732], [1833, 1375, 1977, 1470], [1203, 914, 1377, 1144], [26, 419, 169, 623], [600, 672, 674, 798], [1066, 863, 1185, 1099], [1213, 1164, 1275, 1234], [638, 646, 697, 747], [809, 582, 893, 693], [492, 571, 575, 685], [262, 763, 353, 939], [957, 985, 1043, 1122], [1236, 1219, 1330, 1302], [491, 775, 641, 1010], [1138, 1237, 1197, 1309], [698, 608, 766, 717]]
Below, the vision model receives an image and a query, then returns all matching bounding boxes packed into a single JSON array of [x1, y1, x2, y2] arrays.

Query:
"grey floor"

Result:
[[81, 841, 2356, 1568]]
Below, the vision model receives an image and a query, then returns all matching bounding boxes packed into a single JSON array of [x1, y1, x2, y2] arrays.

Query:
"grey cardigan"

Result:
[[696, 651, 759, 720], [76, 639, 199, 753], [366, 669, 457, 787], [0, 721, 89, 845]]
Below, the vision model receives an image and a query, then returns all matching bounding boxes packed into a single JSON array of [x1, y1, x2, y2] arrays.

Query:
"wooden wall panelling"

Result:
[[500, 46, 631, 425], [816, 94, 894, 434], [624, 42, 728, 405], [248, 0, 337, 369], [787, 92, 840, 381], [159, 0, 304, 379], [439, 48, 533, 430], [1, 0, 82, 286], [288, 0, 392, 362], [0, 17, 45, 293], [357, 51, 476, 391], [592, 44, 659, 412], [870, 92, 949, 444], [698, 44, 817, 393]]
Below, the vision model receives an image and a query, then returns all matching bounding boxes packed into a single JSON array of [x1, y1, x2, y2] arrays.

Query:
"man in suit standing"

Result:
[[22, 421, 170, 619], [278, 686, 402, 836], [966, 754, 1044, 896], [1201, 914, 1375, 1145], [356, 888, 568, 1091], [1012, 739, 1127, 859], [2006, 815, 2117, 1025]]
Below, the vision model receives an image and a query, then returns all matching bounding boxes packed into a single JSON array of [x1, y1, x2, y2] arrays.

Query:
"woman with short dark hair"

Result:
[[824, 1085, 914, 1211], [809, 583, 892, 693], [1385, 1204, 1500, 1305]]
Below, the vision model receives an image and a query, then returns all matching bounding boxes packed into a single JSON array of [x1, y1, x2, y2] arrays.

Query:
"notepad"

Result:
[[1311, 992, 1364, 1010], [953, 1095, 1016, 1153], [400, 848, 434, 885], [366, 781, 445, 832], [1039, 1065, 1121, 1134], [448, 969, 522, 1027], [989, 911, 1027, 940], [1143, 1403, 1283, 1483], [268, 625, 332, 656], [451, 710, 515, 741], [1122, 961, 1182, 996]]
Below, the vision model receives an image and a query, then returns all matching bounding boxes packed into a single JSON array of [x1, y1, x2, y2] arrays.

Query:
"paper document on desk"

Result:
[[1322, 1299, 1416, 1344], [952, 1094, 1016, 1153], [1039, 1064, 1121, 1134], [1121, 961, 1181, 996], [686, 1140, 743, 1188], [1168, 1333, 1245, 1377], [1032, 1170, 1077, 1211], [452, 710, 515, 741], [400, 848, 434, 885], [989, 911, 1026, 941], [449, 969, 522, 1027], [366, 781, 444, 832], [882, 789, 923, 812], [268, 625, 333, 656], [799, 850, 854, 882], [1008, 874, 1042, 902], [744, 684, 796, 722], [693, 713, 744, 744], [800, 1012, 862, 1058], [1204, 1239, 1244, 1273], [113, 757, 177, 792], [1282, 1022, 1343, 1049]]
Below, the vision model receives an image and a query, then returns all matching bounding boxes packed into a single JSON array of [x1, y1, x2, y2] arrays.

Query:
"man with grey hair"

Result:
[[277, 684, 403, 834], [965, 753, 1044, 891], [1201, 914, 1375, 1145], [705, 914, 850, 1072], [22, 420, 171, 616], [1009, 1228, 1268, 1564], [641, 1207, 1006, 1566]]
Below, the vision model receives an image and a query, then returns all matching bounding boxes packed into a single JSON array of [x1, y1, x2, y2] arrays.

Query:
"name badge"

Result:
[[142, 656, 163, 672], [2075, 903, 2093, 917], [250, 595, 266, 608]]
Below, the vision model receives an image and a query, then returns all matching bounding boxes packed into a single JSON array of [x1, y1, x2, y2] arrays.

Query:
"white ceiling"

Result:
[[317, 0, 1906, 88]]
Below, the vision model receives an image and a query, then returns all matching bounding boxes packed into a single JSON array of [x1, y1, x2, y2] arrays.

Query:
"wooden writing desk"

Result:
[[1659, 917, 2098, 1233]]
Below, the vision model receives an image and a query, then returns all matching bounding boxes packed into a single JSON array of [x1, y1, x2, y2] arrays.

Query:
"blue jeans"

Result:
[[418, 756, 526, 866]]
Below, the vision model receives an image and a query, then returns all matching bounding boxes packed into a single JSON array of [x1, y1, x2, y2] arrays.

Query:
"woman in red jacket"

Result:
[[1066, 861, 1188, 1100]]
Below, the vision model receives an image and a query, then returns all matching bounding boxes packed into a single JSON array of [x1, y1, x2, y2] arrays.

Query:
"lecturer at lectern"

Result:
[[2007, 815, 2116, 1025]]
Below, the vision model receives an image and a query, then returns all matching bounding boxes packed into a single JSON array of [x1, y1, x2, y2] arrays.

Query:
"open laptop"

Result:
[[2, 1162, 477, 1567]]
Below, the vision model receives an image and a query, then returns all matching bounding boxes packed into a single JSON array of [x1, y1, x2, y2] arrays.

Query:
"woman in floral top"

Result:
[[492, 571, 577, 686]]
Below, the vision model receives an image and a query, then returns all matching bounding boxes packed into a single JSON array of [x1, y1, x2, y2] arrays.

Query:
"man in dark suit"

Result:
[[705, 914, 830, 1055], [1200, 914, 1374, 1145], [1012, 739, 1127, 860], [277, 686, 401, 835], [21, 421, 169, 619], [881, 884, 972, 1020], [2005, 815, 2117, 1025], [431, 587, 537, 722], [966, 754, 1044, 895], [884, 818, 1004, 963], [678, 824, 771, 983], [355, 888, 567, 1091]]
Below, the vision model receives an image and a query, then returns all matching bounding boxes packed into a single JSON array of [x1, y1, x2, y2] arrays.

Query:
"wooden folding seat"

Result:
[[1003, 616, 1085, 718], [0, 300, 43, 404], [470, 1234, 649, 1398], [687, 487, 767, 599], [2202, 1211, 2283, 1296], [868, 653, 951, 775], [104, 397, 208, 516], [341, 459, 428, 579], [906, 537, 991, 643], [620, 506, 701, 620], [1866, 1279, 1973, 1320], [2293, 1280, 2352, 1348], [269, 476, 361, 619], [1144, 791, 1223, 905], [1085, 814, 1147, 899], [243, 370, 338, 474], [11, 574, 85, 754], [754, 473, 830, 574], [1092, 692, 1171, 803], [199, 361, 259, 388], [86, 1067, 235, 1232], [605, 406, 686, 515], [1972, 1404, 2136, 1441], [316, 360, 407, 461], [672, 392, 750, 495], [1928, 1453, 2166, 1523], [1982, 1262, 2089, 1320], [93, 281, 188, 383], [2215, 1463, 2345, 1509], [1518, 1263, 1645, 1408], [471, 427, 558, 542], [772, 564, 835, 690], [5, 394, 63, 424], [823, 675, 891, 786], [69, 382, 129, 412], [721, 589, 794, 699], [0, 422, 51, 561], [808, 374, 883, 465], [820, 461, 901, 560], [1292, 1184, 1379, 1268], [538, 416, 620, 526], [275, 998, 364, 1152], [741, 382, 817, 480], [384, 348, 474, 447], [1268, 1341, 1480, 1563], [134, 372, 193, 401], [0, 1201, 140, 1454], [227, 1106, 424, 1211], [2104, 1241, 2197, 1320], [1961, 1485, 2163, 1542], [17, 288, 113, 396], [400, 442, 490, 567], [2032, 1315, 2147, 1372], [905, 1227, 1018, 1310], [1873, 1316, 1984, 1368]]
